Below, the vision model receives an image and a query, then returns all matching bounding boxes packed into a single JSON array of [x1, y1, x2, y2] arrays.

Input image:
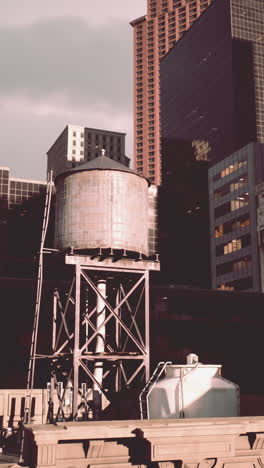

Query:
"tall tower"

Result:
[[130, 0, 212, 185]]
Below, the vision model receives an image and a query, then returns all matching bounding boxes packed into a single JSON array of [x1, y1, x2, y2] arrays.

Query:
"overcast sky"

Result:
[[0, 1, 145, 180]]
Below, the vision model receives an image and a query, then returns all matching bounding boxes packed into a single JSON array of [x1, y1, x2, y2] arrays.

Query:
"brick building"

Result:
[[130, 0, 212, 185]]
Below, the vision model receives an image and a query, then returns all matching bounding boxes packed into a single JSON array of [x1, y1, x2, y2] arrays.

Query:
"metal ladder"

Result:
[[139, 361, 172, 419], [23, 170, 53, 424]]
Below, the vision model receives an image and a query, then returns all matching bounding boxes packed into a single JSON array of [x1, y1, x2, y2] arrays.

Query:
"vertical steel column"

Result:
[[73, 264, 81, 418], [145, 270, 150, 381]]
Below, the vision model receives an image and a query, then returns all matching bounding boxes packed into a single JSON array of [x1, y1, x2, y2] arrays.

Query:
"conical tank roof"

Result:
[[75, 154, 135, 173], [55, 154, 150, 183]]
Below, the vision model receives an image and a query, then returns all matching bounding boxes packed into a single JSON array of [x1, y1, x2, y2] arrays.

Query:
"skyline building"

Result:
[[209, 143, 264, 292], [47, 124, 130, 179], [160, 0, 264, 292], [0, 166, 47, 277], [160, 0, 264, 172], [0, 166, 46, 211], [130, 0, 212, 185]]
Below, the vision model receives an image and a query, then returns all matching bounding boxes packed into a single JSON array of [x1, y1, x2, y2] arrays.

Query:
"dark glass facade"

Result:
[[159, 160, 210, 288], [160, 0, 264, 172], [161, 0, 235, 170], [232, 0, 264, 145]]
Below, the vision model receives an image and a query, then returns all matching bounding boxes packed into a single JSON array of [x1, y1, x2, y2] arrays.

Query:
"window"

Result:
[[213, 176, 248, 200], [215, 224, 223, 238], [224, 239, 242, 255], [216, 234, 251, 257], [73, 140, 76, 146], [219, 160, 247, 178], [231, 194, 249, 211]]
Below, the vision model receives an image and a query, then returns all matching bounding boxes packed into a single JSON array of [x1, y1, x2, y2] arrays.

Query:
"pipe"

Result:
[[93, 280, 106, 416]]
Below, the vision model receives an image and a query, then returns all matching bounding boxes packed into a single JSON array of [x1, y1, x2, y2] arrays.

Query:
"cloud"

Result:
[[0, 95, 133, 179], [0, 2, 143, 179], [0, 16, 133, 111], [0, 0, 144, 27]]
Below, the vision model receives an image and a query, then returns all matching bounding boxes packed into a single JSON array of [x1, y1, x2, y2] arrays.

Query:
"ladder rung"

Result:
[[139, 361, 172, 420]]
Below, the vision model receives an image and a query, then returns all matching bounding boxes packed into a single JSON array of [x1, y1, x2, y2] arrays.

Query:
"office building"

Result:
[[209, 143, 264, 292], [47, 125, 130, 179], [130, 0, 212, 185], [0, 166, 46, 210], [160, 0, 264, 291], [0, 166, 47, 277], [160, 0, 264, 172], [253, 180, 264, 292]]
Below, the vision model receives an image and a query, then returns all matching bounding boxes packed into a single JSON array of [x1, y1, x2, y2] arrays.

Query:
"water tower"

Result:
[[27, 155, 160, 421]]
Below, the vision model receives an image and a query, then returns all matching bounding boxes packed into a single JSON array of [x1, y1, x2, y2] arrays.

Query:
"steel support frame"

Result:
[[46, 257, 152, 420]]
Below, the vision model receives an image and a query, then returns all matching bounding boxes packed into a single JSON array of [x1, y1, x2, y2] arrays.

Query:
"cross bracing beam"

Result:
[[30, 254, 157, 421]]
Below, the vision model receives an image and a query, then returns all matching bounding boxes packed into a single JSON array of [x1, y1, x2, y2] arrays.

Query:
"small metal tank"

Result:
[[54, 155, 149, 254], [148, 354, 239, 419]]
